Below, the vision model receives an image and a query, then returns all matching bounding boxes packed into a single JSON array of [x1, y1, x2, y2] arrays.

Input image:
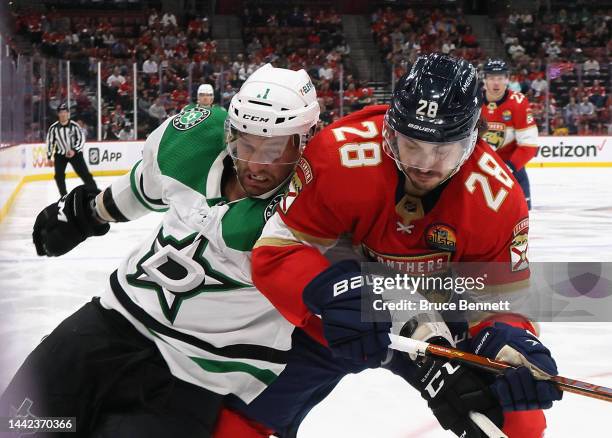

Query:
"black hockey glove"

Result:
[[416, 356, 504, 437], [33, 185, 110, 257]]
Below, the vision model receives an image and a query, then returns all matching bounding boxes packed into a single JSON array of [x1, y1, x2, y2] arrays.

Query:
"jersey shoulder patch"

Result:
[[172, 105, 212, 130], [157, 106, 228, 194]]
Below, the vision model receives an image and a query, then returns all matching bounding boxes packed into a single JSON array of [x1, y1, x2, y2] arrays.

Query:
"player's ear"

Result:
[[292, 134, 300, 148], [477, 116, 488, 137]]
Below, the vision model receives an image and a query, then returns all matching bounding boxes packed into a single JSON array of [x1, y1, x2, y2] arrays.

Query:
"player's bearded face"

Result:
[[384, 127, 471, 195], [228, 131, 300, 196], [484, 74, 509, 100]]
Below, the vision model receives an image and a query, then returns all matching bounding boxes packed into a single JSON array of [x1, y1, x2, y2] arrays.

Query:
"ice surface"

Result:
[[0, 168, 610, 437]]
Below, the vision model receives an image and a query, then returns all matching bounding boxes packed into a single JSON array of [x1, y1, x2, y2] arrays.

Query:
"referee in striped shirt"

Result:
[[46, 103, 97, 196]]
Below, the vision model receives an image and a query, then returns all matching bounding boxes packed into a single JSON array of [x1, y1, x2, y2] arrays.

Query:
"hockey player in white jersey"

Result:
[[1, 64, 319, 438]]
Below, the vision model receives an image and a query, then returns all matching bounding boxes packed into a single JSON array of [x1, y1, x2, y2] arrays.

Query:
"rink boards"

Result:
[[0, 136, 611, 222]]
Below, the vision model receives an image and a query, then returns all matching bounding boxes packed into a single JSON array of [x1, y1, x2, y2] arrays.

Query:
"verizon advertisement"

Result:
[[529, 136, 611, 166]]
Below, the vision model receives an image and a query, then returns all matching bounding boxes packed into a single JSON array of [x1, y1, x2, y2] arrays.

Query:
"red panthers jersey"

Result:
[[481, 90, 539, 171], [252, 105, 530, 338]]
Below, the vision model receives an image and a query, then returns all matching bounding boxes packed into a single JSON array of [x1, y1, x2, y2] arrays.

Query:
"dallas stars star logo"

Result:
[[172, 106, 211, 130], [127, 229, 248, 323]]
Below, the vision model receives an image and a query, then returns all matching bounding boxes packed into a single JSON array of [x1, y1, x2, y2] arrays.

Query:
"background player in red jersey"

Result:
[[243, 54, 561, 437], [481, 59, 539, 209]]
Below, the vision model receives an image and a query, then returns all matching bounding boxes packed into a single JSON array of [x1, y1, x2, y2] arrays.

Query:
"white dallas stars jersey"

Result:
[[99, 105, 293, 403]]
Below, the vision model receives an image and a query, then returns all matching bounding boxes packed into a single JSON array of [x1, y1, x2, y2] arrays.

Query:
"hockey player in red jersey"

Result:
[[481, 59, 539, 209], [245, 54, 561, 437]]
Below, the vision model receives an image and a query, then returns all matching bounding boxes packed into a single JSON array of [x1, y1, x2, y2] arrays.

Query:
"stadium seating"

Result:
[[7, 1, 611, 140]]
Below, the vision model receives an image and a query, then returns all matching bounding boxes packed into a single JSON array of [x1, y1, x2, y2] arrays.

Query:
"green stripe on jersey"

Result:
[[129, 160, 168, 212], [189, 356, 279, 386], [146, 329, 280, 386]]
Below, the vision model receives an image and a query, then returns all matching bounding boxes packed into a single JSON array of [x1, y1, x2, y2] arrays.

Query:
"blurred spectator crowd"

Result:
[[12, 2, 374, 139], [7, 1, 611, 141], [495, 5, 610, 134], [371, 6, 484, 81], [370, 3, 610, 135], [14, 6, 219, 140], [239, 3, 371, 126]]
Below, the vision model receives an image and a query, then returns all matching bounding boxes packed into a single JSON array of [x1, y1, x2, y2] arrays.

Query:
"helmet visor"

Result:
[[225, 121, 300, 165], [383, 121, 476, 173]]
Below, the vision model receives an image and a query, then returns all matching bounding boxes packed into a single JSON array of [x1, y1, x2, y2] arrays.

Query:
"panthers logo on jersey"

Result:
[[482, 122, 506, 150]]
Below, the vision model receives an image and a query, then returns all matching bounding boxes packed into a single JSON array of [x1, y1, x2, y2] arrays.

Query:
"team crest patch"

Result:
[[510, 217, 529, 272], [426, 224, 457, 252], [279, 173, 303, 213], [173, 107, 211, 130], [526, 110, 534, 125], [513, 217, 529, 236], [502, 110, 512, 121], [482, 129, 505, 150], [297, 157, 313, 184], [264, 193, 284, 221], [126, 228, 247, 323]]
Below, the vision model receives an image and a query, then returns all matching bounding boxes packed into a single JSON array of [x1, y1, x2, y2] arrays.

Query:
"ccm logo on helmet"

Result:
[[243, 114, 270, 122]]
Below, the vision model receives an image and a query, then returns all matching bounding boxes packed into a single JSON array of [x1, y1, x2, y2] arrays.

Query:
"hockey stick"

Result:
[[388, 334, 612, 403], [387, 334, 508, 438], [468, 412, 508, 438]]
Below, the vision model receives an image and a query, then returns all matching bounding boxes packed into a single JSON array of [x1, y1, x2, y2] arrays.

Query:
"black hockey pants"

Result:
[[0, 298, 223, 438]]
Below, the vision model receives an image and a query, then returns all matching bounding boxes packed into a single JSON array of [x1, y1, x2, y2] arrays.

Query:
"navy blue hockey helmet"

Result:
[[383, 53, 482, 186], [483, 58, 509, 76], [385, 53, 482, 144]]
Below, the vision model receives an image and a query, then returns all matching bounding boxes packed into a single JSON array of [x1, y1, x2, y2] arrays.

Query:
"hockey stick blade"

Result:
[[468, 412, 508, 438]]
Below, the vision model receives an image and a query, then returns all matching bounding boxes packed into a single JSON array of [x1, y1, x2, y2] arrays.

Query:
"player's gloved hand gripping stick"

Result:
[[389, 332, 612, 403], [470, 322, 563, 411], [395, 316, 505, 438], [304, 261, 507, 437], [412, 349, 506, 438], [391, 321, 612, 437]]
